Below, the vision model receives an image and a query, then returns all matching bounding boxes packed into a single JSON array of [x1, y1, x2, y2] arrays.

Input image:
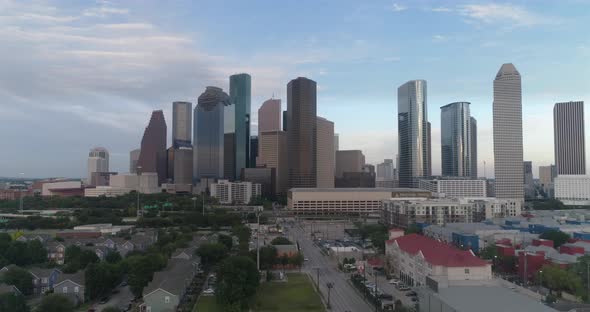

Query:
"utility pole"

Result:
[[326, 282, 333, 309], [374, 270, 378, 312], [315, 267, 320, 289]]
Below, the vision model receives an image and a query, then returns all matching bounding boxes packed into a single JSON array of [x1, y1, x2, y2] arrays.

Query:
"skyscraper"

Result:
[[470, 117, 478, 178], [172, 101, 193, 185], [493, 63, 524, 200], [377, 159, 395, 181], [257, 130, 288, 194], [87, 147, 109, 186], [335, 150, 365, 178], [250, 135, 258, 168], [398, 80, 430, 188], [230, 73, 252, 179], [194, 87, 230, 183], [138, 110, 167, 184], [554, 101, 586, 175], [129, 148, 140, 173], [440, 102, 471, 177], [287, 77, 317, 188], [523, 161, 534, 199], [258, 98, 281, 132], [316, 117, 335, 188]]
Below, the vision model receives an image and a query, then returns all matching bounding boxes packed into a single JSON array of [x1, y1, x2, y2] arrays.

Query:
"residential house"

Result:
[[0, 283, 22, 296], [29, 267, 61, 295], [140, 259, 198, 312], [171, 247, 198, 260], [16, 234, 52, 244], [116, 239, 135, 257], [47, 242, 66, 264], [54, 271, 85, 305]]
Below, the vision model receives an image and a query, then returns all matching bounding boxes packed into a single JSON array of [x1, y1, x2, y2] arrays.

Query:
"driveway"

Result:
[[93, 285, 134, 311]]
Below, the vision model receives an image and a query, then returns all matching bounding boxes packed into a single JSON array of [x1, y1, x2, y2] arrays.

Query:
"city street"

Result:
[[288, 223, 373, 312]]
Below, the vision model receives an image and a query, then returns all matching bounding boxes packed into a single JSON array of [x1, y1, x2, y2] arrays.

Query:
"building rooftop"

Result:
[[289, 187, 429, 193], [143, 258, 196, 297], [55, 271, 85, 287], [388, 234, 488, 267], [432, 284, 556, 312]]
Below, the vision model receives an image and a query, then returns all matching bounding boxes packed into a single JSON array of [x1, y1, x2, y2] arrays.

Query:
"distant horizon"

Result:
[[0, 0, 588, 179]]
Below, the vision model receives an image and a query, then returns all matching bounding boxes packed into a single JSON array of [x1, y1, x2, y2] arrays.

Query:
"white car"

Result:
[[304, 258, 309, 261], [203, 288, 215, 295], [389, 279, 400, 285]]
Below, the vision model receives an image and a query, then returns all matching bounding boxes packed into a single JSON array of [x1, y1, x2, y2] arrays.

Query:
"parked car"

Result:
[[411, 297, 418, 302], [380, 293, 394, 300], [388, 279, 400, 285], [203, 288, 215, 295], [397, 285, 411, 291], [99, 297, 109, 304], [405, 291, 417, 297]]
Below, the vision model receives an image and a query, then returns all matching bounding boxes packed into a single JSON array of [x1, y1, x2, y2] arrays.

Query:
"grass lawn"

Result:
[[193, 295, 223, 312], [192, 273, 325, 312]]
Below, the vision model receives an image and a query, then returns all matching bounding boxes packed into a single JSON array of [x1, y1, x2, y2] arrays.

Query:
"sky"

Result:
[[0, 0, 589, 179]]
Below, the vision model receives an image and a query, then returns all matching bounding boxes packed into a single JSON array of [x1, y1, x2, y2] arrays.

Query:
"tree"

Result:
[[85, 263, 121, 300], [102, 307, 120, 312], [404, 224, 422, 235], [218, 234, 233, 250], [64, 245, 82, 265], [4, 242, 31, 266], [197, 243, 228, 268], [257, 246, 278, 270], [270, 236, 292, 245], [279, 254, 289, 272], [216, 256, 259, 310], [540, 230, 570, 248], [0, 293, 29, 312], [126, 253, 167, 297], [289, 252, 304, 270], [232, 225, 251, 255], [80, 250, 100, 268], [27, 240, 48, 264], [105, 251, 122, 264], [37, 294, 75, 312], [479, 246, 498, 260], [0, 267, 33, 296]]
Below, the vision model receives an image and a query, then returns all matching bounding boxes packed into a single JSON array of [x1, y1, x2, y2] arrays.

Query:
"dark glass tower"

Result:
[[397, 80, 429, 188], [441, 102, 471, 177], [138, 110, 167, 184], [287, 77, 317, 188], [230, 73, 252, 179]]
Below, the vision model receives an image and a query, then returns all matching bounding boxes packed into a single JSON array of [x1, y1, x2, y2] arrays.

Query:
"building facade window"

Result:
[[165, 296, 170, 303], [63, 286, 68, 293]]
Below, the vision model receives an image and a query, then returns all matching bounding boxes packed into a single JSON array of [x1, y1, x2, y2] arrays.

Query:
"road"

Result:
[[288, 223, 373, 312], [93, 285, 133, 311]]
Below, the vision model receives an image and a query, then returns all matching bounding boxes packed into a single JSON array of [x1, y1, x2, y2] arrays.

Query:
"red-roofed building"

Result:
[[385, 234, 491, 286]]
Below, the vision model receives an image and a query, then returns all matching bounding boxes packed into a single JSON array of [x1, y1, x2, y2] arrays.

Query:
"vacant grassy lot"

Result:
[[192, 273, 325, 312]]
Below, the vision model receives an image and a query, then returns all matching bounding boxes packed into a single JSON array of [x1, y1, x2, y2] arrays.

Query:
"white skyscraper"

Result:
[[493, 63, 524, 200], [87, 147, 109, 186]]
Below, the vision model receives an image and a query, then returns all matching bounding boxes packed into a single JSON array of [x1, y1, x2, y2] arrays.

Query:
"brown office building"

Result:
[[258, 130, 288, 195], [258, 98, 282, 132], [138, 110, 167, 184], [316, 117, 335, 188], [287, 77, 317, 188]]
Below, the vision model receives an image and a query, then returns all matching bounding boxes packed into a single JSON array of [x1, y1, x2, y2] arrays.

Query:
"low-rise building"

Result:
[[41, 180, 84, 197], [47, 242, 66, 264], [385, 234, 491, 287], [140, 258, 198, 312], [554, 175, 590, 206], [210, 180, 261, 204], [288, 188, 431, 215], [29, 267, 61, 295], [419, 178, 487, 198], [54, 271, 85, 305], [417, 277, 556, 312], [382, 198, 522, 228]]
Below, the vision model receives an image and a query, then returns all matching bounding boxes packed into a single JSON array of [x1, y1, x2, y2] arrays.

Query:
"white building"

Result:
[[87, 147, 109, 185], [210, 180, 261, 204], [382, 198, 521, 228], [554, 175, 590, 206], [419, 179, 487, 198], [41, 181, 83, 196], [84, 186, 131, 197], [385, 234, 491, 287], [85, 173, 160, 197]]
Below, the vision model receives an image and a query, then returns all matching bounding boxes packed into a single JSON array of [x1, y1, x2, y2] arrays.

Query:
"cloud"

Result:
[[458, 3, 549, 27], [432, 34, 447, 42], [390, 3, 407, 12], [83, 6, 129, 17]]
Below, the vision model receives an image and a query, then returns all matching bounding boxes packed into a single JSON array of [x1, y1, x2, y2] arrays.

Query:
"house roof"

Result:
[[55, 271, 85, 287], [389, 234, 488, 267], [28, 267, 59, 279], [0, 283, 19, 295], [143, 259, 195, 297]]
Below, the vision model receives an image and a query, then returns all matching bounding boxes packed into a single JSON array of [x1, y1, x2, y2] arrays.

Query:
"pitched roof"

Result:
[[390, 234, 488, 267], [28, 267, 59, 279], [55, 271, 85, 287], [143, 259, 195, 297]]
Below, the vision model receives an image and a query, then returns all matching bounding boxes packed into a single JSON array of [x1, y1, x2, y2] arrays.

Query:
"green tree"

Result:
[[105, 251, 122, 264], [279, 254, 289, 272], [37, 294, 75, 312], [289, 252, 304, 270], [232, 225, 251, 255], [126, 253, 167, 297], [4, 242, 31, 266], [85, 263, 120, 300], [102, 307, 120, 312], [270, 236, 292, 245], [27, 240, 47, 264], [479, 246, 498, 260], [216, 256, 260, 310], [257, 245, 278, 270], [539, 230, 570, 248], [0, 267, 33, 296], [404, 224, 422, 235], [0, 292, 29, 312], [218, 234, 233, 250], [197, 243, 228, 268]]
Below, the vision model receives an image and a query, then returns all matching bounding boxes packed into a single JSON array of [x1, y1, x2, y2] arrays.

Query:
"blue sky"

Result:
[[0, 0, 589, 178]]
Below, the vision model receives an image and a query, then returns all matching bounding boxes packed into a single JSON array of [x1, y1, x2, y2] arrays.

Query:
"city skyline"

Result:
[[1, 0, 589, 178]]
